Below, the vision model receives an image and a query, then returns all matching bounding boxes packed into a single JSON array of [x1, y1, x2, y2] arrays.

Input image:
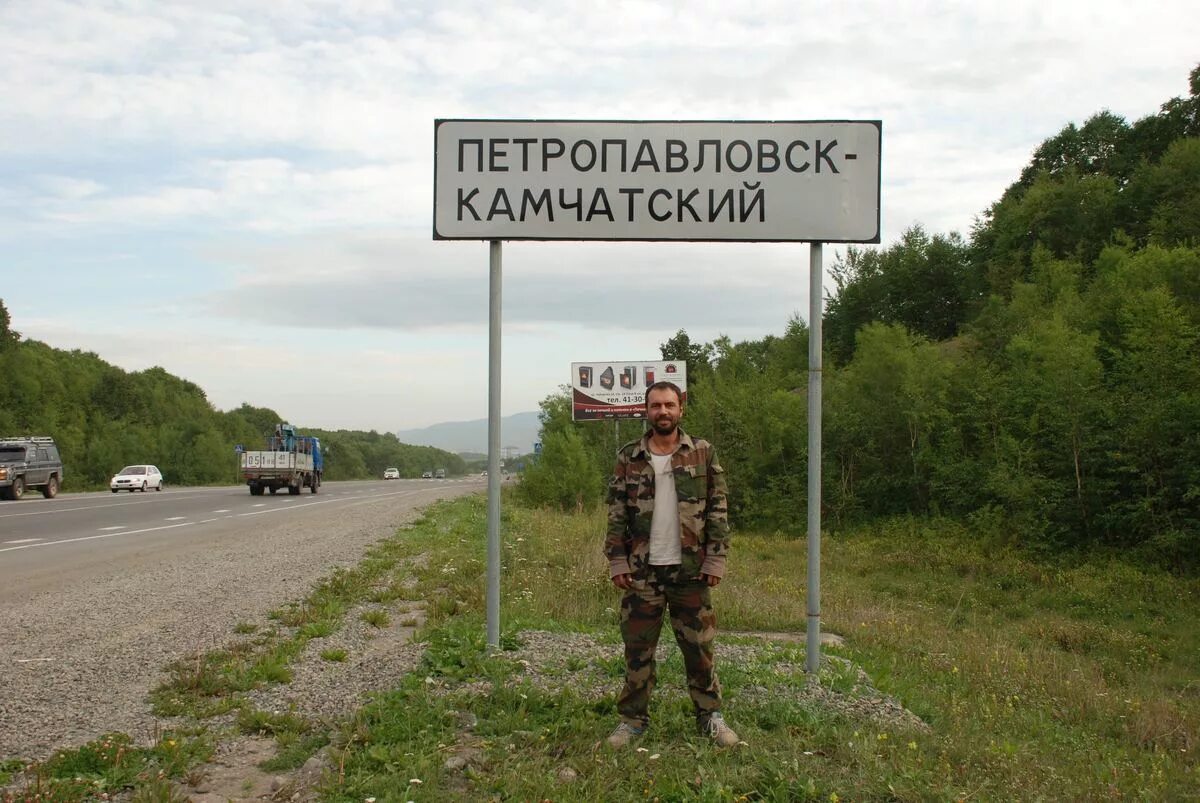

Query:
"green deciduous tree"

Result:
[[1138, 138, 1200, 247], [518, 426, 604, 512], [1017, 110, 1136, 187], [825, 226, 980, 363], [825, 323, 952, 520], [0, 299, 18, 350]]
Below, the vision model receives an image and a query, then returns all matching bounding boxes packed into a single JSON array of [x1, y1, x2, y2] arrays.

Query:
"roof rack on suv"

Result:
[[0, 436, 56, 443]]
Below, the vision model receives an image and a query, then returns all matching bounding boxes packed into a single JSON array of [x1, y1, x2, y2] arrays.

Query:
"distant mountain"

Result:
[[397, 411, 541, 455]]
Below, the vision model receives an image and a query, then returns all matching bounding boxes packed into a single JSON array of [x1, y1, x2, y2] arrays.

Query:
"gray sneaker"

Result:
[[605, 721, 645, 749], [701, 712, 739, 747]]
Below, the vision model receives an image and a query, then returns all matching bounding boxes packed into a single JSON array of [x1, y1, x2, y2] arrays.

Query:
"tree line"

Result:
[[521, 64, 1200, 572], [0, 318, 464, 489]]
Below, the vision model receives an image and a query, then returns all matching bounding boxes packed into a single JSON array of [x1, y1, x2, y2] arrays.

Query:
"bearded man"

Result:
[[603, 380, 738, 749]]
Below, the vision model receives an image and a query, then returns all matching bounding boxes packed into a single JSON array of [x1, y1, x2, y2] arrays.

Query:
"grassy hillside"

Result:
[[0, 310, 464, 489]]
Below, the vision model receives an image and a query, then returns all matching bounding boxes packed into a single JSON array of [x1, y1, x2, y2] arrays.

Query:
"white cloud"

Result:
[[35, 175, 106, 200], [197, 232, 815, 335], [2, 0, 1197, 431], [28, 157, 428, 231], [4, 1, 1195, 237]]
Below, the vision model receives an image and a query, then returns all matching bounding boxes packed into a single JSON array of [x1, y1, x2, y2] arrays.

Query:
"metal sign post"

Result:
[[486, 240, 502, 648], [807, 243, 823, 673]]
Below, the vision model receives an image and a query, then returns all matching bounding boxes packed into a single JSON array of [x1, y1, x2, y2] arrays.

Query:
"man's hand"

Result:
[[612, 573, 633, 590], [702, 573, 721, 587]]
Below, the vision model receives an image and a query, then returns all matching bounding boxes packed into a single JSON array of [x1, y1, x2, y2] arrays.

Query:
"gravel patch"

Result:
[[245, 599, 429, 722], [426, 629, 928, 734], [0, 485, 477, 761]]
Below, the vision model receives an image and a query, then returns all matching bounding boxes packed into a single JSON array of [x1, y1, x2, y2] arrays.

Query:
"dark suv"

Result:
[[0, 436, 64, 500]]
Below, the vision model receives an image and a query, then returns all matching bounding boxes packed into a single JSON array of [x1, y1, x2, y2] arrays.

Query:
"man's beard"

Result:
[[651, 417, 677, 436]]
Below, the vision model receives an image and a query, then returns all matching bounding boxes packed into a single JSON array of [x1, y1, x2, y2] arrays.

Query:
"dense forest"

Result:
[[0, 313, 465, 488], [522, 65, 1200, 572]]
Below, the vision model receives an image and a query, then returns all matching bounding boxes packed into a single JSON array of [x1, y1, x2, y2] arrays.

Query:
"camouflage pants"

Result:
[[617, 564, 722, 729]]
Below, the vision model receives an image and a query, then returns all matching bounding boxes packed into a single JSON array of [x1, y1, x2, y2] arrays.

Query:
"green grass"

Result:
[[237, 707, 311, 738], [2, 732, 212, 802], [20, 493, 1194, 801], [313, 494, 1198, 801], [298, 620, 336, 639], [320, 647, 349, 662], [360, 609, 392, 628], [0, 759, 24, 787], [149, 530, 427, 719], [259, 730, 330, 773]]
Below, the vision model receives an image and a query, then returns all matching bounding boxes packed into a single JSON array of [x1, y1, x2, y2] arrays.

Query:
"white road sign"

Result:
[[434, 119, 881, 243]]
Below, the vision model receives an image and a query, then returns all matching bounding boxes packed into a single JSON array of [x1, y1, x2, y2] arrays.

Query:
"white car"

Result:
[[110, 465, 164, 493], [383, 467, 400, 480]]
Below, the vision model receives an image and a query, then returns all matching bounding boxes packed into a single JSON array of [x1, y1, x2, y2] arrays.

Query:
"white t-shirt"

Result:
[[648, 450, 682, 565]]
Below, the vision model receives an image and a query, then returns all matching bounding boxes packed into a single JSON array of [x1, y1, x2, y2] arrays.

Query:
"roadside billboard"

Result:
[[434, 119, 881, 242], [570, 361, 688, 421]]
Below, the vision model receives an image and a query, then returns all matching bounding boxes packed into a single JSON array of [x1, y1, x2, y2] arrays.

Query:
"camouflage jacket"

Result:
[[605, 429, 730, 581]]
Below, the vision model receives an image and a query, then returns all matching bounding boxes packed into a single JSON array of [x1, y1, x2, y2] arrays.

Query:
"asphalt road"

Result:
[[0, 477, 485, 604], [0, 475, 492, 759]]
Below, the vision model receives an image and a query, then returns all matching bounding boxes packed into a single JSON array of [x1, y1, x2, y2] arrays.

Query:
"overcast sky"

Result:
[[1, 1, 1196, 431]]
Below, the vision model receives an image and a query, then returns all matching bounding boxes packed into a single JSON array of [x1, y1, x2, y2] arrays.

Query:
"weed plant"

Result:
[[360, 609, 392, 628], [0, 732, 211, 803]]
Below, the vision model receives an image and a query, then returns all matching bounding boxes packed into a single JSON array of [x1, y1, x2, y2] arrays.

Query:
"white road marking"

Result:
[[0, 486, 462, 555], [199, 518, 218, 523], [0, 487, 242, 519], [0, 522, 194, 553], [15, 657, 54, 663], [212, 509, 231, 513], [164, 516, 187, 521], [98, 526, 126, 532], [3, 538, 43, 544], [235, 488, 427, 518], [252, 503, 266, 508]]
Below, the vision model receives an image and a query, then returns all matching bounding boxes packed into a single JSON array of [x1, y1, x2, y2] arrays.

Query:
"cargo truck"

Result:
[[240, 423, 323, 496]]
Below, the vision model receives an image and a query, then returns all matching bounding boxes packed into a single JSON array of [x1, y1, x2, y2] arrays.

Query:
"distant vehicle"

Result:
[[111, 465, 163, 493], [434, 468, 446, 479], [481, 470, 488, 476], [0, 435, 63, 500], [383, 467, 400, 480], [240, 423, 323, 496], [421, 470, 433, 479]]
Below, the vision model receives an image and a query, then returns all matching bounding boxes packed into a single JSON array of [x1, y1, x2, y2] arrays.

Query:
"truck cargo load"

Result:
[[240, 423, 324, 496]]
